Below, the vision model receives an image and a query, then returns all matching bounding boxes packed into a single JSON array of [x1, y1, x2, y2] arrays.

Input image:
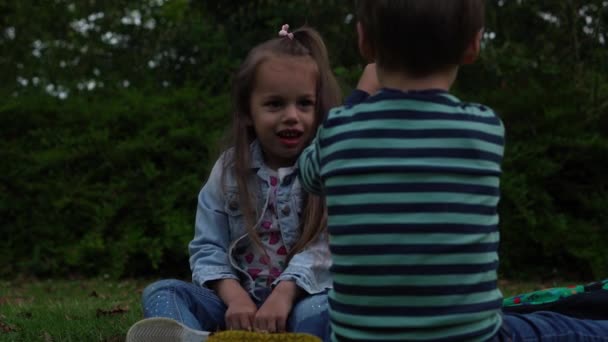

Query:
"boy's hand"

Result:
[[254, 280, 302, 333], [357, 63, 380, 95]]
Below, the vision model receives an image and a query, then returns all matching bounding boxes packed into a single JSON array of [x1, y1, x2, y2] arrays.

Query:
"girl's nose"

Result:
[[283, 104, 299, 122]]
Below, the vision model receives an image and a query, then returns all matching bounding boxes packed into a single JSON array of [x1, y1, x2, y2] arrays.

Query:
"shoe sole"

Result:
[[126, 317, 210, 342]]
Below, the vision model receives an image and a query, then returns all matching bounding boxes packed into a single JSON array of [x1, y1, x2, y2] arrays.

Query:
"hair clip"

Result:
[[278, 24, 294, 40]]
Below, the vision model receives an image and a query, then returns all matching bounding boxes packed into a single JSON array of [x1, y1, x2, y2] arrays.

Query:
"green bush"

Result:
[[462, 2, 608, 278], [0, 87, 229, 277]]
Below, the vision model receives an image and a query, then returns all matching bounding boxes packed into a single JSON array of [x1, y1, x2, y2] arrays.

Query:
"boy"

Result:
[[298, 1, 608, 341]]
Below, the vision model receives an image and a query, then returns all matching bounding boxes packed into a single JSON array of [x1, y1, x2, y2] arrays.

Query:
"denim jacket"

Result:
[[189, 141, 332, 297]]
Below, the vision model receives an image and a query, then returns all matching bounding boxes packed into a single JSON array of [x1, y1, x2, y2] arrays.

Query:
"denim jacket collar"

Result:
[[249, 140, 299, 184], [249, 140, 264, 170]]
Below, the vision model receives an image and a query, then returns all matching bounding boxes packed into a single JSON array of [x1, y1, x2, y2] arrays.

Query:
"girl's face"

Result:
[[249, 55, 318, 170]]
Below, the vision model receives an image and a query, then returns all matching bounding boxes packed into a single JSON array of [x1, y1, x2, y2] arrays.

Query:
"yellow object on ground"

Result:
[[208, 330, 321, 342]]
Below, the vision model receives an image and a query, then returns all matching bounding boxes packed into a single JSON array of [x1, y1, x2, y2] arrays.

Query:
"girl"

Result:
[[126, 24, 341, 342]]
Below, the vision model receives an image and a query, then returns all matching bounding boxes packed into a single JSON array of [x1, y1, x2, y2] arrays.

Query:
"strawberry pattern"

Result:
[[235, 172, 289, 288], [245, 253, 254, 264], [269, 267, 282, 279], [247, 268, 262, 279], [259, 255, 270, 265], [269, 231, 280, 245]]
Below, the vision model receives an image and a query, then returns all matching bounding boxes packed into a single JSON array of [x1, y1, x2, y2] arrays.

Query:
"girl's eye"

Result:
[[264, 100, 282, 109], [298, 99, 315, 107]]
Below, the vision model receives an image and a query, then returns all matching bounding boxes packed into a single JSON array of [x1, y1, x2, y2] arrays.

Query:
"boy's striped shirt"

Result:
[[298, 89, 505, 342]]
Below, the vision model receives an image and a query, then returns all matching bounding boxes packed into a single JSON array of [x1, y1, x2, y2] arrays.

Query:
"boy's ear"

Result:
[[462, 29, 483, 65], [357, 22, 375, 62]]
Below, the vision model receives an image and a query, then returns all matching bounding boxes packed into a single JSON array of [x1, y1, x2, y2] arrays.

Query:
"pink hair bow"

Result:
[[278, 24, 294, 40]]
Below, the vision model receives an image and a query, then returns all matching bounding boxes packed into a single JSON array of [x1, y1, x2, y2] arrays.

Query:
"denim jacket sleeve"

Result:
[[273, 230, 332, 294], [189, 155, 239, 287]]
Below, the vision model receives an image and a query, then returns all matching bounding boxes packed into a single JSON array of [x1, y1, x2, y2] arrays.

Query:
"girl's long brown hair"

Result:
[[222, 26, 341, 262]]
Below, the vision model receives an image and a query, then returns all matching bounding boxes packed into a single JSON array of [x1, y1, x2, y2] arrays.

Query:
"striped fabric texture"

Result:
[[298, 89, 505, 342]]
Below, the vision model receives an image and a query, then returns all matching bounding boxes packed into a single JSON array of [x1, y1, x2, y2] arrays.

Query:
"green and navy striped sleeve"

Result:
[[299, 123, 329, 195]]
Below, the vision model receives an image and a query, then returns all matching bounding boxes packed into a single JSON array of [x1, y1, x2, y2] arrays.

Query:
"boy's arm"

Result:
[[298, 63, 380, 194], [297, 135, 324, 195], [356, 63, 380, 94], [345, 63, 380, 107]]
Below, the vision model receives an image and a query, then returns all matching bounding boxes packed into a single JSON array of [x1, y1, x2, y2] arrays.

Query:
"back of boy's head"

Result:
[[357, 0, 485, 77], [231, 26, 341, 145]]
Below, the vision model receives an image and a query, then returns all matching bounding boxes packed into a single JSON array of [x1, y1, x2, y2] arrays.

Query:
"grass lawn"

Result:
[[0, 277, 153, 342], [0, 277, 572, 341]]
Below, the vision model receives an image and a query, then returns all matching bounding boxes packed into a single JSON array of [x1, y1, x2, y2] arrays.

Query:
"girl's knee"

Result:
[[289, 295, 330, 340], [291, 293, 329, 322], [142, 278, 187, 299]]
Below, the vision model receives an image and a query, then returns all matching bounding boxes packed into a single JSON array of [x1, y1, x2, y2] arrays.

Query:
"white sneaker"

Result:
[[126, 317, 210, 342]]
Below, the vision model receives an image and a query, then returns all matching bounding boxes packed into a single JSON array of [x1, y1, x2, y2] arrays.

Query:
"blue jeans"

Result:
[[493, 311, 608, 341], [142, 279, 330, 342], [323, 311, 608, 342]]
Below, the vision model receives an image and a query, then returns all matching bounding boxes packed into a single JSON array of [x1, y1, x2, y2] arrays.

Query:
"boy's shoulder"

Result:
[[328, 88, 394, 117], [334, 88, 498, 115], [323, 89, 503, 134], [452, 98, 498, 117]]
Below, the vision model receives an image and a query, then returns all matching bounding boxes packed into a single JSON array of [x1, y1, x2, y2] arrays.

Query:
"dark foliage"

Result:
[[1, 0, 606, 280]]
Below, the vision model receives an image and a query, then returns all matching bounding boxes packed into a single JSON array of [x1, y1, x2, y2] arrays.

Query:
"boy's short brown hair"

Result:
[[357, 0, 485, 77]]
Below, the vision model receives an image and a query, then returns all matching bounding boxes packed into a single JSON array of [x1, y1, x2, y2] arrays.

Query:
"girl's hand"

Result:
[[224, 294, 258, 331], [254, 281, 302, 333], [210, 279, 257, 331]]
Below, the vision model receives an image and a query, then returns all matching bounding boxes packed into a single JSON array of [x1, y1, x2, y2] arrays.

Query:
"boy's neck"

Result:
[[377, 66, 458, 92]]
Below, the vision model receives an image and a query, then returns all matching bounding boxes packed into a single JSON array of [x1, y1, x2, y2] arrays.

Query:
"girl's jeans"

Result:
[[493, 311, 608, 341], [142, 279, 330, 342]]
